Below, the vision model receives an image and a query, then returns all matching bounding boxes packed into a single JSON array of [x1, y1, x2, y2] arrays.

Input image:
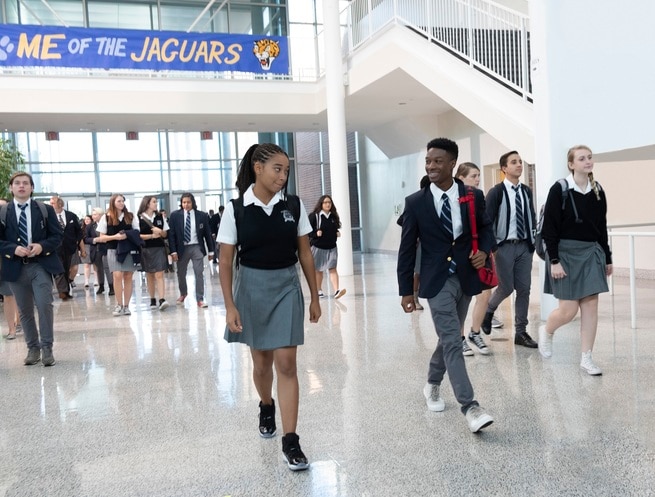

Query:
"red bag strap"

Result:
[[460, 187, 478, 253]]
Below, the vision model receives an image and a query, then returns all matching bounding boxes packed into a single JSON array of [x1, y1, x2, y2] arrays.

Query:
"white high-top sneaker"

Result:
[[580, 350, 602, 376]]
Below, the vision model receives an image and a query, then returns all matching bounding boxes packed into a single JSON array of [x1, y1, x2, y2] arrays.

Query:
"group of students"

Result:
[[0, 139, 610, 473], [397, 138, 611, 436]]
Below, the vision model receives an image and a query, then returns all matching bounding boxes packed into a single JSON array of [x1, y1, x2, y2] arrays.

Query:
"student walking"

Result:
[[137, 196, 170, 311], [538, 145, 612, 375], [309, 195, 346, 299], [481, 151, 538, 349], [218, 143, 321, 470], [397, 138, 494, 433]]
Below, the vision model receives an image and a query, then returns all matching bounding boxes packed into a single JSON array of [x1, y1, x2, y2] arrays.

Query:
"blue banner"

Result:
[[0, 24, 290, 74]]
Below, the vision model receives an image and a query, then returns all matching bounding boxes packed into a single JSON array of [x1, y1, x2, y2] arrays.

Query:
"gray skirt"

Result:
[[107, 249, 138, 273], [311, 246, 338, 271], [544, 239, 609, 300], [224, 265, 305, 350], [140, 246, 168, 273], [80, 244, 92, 264]]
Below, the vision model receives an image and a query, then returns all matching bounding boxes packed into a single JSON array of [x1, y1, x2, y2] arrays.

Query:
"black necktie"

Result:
[[441, 193, 457, 274], [513, 185, 525, 240], [18, 203, 29, 247], [184, 212, 191, 243]]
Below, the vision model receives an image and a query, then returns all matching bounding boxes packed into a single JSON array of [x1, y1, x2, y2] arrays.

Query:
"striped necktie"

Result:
[[441, 193, 457, 274], [18, 203, 29, 247], [184, 211, 191, 243], [513, 185, 525, 240]]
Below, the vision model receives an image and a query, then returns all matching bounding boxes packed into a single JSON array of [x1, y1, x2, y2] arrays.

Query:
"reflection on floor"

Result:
[[1, 255, 654, 496]]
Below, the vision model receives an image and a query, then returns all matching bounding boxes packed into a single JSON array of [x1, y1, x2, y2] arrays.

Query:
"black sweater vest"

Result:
[[237, 201, 299, 269]]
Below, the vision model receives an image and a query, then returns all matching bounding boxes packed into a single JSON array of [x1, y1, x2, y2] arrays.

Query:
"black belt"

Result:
[[504, 239, 526, 245]]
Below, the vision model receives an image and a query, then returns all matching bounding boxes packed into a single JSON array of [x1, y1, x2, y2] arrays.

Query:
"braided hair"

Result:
[[567, 145, 600, 200], [235, 143, 290, 196]]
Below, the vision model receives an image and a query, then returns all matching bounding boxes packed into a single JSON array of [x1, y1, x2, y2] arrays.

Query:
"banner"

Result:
[[0, 24, 290, 74]]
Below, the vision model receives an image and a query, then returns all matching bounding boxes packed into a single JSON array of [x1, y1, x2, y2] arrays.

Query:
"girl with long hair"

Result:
[[137, 196, 169, 311], [309, 194, 345, 299], [95, 194, 140, 316]]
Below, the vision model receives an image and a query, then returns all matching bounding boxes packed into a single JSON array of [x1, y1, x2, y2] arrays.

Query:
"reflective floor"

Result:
[[1, 254, 654, 497]]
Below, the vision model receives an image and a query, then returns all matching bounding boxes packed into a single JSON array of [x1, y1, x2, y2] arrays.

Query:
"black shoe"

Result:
[[108, 285, 115, 296], [96, 285, 105, 295], [259, 400, 276, 438], [282, 433, 309, 471], [42, 346, 56, 366], [514, 331, 538, 348], [24, 347, 41, 366], [481, 312, 494, 335]]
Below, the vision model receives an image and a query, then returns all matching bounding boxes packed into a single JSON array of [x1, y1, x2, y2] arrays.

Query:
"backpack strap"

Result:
[[558, 178, 581, 224], [0, 201, 48, 227]]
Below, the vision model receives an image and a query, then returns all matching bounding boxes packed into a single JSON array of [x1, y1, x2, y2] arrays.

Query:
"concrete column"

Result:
[[322, 0, 353, 276]]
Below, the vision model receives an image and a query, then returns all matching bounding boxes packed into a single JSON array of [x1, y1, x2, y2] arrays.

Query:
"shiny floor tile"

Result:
[[1, 256, 654, 496]]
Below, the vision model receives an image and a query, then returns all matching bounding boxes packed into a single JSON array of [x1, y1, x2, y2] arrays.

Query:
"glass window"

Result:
[[33, 170, 96, 194], [87, 2, 154, 29], [289, 23, 318, 79], [99, 166, 164, 193], [160, 5, 211, 32], [17, 0, 84, 26], [288, 0, 316, 23], [96, 132, 162, 162], [168, 132, 219, 161], [169, 162, 217, 191], [20, 133, 94, 164]]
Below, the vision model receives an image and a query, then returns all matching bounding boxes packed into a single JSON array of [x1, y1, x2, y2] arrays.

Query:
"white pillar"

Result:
[[322, 0, 353, 276]]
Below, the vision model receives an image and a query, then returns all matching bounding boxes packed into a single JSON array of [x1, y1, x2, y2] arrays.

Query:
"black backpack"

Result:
[[534, 179, 573, 261]]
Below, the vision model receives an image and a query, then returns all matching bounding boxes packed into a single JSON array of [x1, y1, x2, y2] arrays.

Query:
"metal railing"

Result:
[[607, 224, 655, 329], [344, 0, 532, 100]]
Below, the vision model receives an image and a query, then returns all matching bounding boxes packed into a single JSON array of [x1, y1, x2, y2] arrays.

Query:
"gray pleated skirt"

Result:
[[80, 244, 92, 264], [107, 249, 138, 272], [140, 246, 168, 273], [224, 265, 305, 350], [544, 239, 609, 300], [311, 246, 338, 271]]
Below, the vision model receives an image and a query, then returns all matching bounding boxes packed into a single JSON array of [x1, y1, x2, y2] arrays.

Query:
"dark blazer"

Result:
[[59, 209, 83, 255], [397, 179, 494, 299], [0, 200, 64, 282], [168, 209, 215, 257], [486, 182, 537, 251]]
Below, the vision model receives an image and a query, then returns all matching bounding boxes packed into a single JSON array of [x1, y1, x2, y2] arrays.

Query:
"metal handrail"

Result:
[[606, 230, 655, 329], [344, 0, 532, 100]]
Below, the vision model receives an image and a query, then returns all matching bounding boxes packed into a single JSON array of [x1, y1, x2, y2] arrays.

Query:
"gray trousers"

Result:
[[176, 244, 205, 301], [427, 275, 477, 413], [487, 241, 533, 334], [9, 263, 55, 349]]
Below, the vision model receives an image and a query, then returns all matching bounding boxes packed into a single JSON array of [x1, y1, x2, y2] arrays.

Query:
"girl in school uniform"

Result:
[[538, 145, 612, 375], [309, 195, 345, 299], [217, 143, 321, 471]]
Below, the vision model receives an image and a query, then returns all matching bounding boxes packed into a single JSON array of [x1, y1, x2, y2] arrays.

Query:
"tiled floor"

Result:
[[1, 255, 654, 496]]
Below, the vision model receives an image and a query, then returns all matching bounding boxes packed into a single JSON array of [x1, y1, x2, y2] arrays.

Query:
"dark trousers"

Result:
[[54, 248, 74, 294]]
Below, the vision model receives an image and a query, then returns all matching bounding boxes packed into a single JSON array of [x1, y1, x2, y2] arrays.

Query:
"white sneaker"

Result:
[[465, 405, 494, 433], [580, 351, 602, 376], [422, 383, 445, 412], [122, 306, 131, 316], [462, 337, 474, 357], [538, 325, 553, 358], [112, 305, 123, 316]]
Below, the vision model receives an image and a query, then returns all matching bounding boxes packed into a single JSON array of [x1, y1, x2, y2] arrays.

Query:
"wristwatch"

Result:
[[550, 258, 560, 265]]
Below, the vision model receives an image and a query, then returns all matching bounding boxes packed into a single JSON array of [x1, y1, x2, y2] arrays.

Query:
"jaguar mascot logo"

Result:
[[253, 39, 280, 71]]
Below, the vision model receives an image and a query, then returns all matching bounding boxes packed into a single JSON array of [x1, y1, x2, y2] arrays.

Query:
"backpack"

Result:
[[534, 179, 574, 261], [0, 201, 49, 228]]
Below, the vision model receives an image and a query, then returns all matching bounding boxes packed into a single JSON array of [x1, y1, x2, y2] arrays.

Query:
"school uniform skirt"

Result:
[[544, 239, 609, 300], [140, 246, 168, 273], [224, 265, 305, 350], [80, 244, 92, 264], [107, 249, 137, 273], [311, 246, 338, 271]]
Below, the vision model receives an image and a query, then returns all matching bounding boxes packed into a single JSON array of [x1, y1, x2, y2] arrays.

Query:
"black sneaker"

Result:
[[481, 311, 494, 335], [282, 433, 309, 471], [259, 400, 276, 438]]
